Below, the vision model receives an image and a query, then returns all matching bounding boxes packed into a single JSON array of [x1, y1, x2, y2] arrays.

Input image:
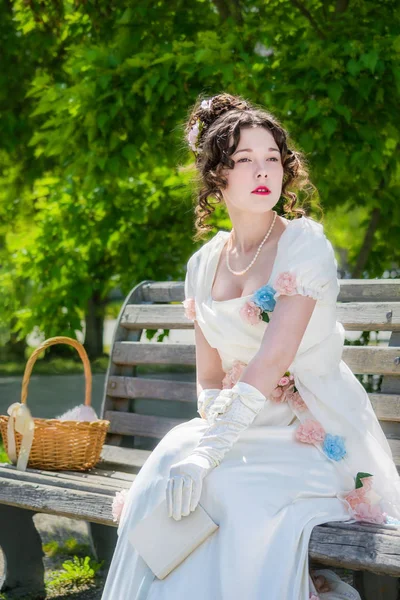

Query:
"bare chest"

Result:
[[211, 228, 287, 302]]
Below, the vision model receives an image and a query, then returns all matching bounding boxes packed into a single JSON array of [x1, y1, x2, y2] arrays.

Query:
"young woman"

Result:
[[101, 93, 400, 600]]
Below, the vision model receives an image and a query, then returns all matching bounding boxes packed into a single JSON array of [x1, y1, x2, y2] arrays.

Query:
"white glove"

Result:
[[166, 382, 266, 520], [166, 454, 215, 521], [197, 388, 222, 421]]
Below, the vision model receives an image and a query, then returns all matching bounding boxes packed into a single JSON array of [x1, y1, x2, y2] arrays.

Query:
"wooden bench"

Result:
[[0, 278, 400, 599]]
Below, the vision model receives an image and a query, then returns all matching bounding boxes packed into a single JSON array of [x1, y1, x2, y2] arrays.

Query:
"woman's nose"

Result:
[[256, 165, 268, 178]]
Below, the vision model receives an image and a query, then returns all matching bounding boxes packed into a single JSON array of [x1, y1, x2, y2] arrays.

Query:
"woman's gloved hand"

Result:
[[166, 381, 266, 520], [197, 388, 222, 422], [166, 454, 215, 521]]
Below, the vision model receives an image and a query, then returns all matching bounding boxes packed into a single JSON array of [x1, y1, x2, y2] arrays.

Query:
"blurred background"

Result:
[[1, 0, 399, 416]]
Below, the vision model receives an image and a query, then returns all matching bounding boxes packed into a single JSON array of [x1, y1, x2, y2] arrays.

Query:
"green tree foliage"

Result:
[[1, 0, 399, 357]]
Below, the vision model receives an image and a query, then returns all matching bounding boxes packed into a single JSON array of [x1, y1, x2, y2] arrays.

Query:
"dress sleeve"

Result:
[[272, 218, 340, 303]]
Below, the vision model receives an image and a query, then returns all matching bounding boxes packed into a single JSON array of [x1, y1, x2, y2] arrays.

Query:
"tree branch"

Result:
[[289, 0, 326, 40], [351, 206, 382, 278]]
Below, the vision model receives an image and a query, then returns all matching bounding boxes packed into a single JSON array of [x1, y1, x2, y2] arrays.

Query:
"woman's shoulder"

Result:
[[283, 215, 330, 252], [186, 231, 227, 271]]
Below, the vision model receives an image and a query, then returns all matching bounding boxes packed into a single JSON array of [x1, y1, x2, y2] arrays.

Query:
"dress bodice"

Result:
[[188, 218, 341, 375]]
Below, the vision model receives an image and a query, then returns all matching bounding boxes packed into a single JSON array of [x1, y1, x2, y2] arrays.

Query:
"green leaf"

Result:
[[360, 50, 379, 73], [355, 472, 373, 489], [321, 118, 338, 139], [261, 312, 270, 323], [326, 82, 343, 104]]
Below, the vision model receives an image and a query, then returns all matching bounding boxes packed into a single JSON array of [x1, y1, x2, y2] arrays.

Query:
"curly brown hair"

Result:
[[184, 93, 320, 242]]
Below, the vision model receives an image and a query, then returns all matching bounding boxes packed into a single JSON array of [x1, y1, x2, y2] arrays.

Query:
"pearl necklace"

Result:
[[226, 211, 277, 276]]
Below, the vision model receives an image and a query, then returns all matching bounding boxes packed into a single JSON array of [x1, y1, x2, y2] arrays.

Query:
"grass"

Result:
[[0, 357, 195, 377], [45, 555, 103, 593], [0, 537, 105, 599], [0, 356, 110, 377], [0, 439, 10, 464]]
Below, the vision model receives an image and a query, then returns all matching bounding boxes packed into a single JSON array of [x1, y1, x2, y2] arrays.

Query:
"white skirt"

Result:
[[101, 416, 361, 600]]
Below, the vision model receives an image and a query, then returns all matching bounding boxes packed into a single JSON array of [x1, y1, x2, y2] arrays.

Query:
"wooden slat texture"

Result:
[[309, 521, 400, 576], [0, 465, 132, 495], [106, 376, 400, 422], [388, 439, 400, 466], [99, 445, 152, 470], [0, 477, 117, 525], [104, 410, 185, 438], [336, 303, 400, 331], [112, 341, 195, 366], [112, 341, 400, 375], [122, 305, 192, 330], [120, 302, 400, 332], [138, 280, 400, 304], [369, 395, 400, 422], [342, 346, 400, 375], [107, 376, 196, 402]]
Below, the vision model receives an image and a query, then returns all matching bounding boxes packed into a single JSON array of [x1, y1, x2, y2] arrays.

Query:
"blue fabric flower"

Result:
[[252, 284, 276, 312], [322, 434, 346, 461]]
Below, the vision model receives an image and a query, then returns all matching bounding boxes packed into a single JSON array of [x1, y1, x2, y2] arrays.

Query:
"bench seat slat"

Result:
[[1, 471, 400, 574], [309, 522, 400, 576], [0, 465, 132, 495], [0, 477, 119, 525]]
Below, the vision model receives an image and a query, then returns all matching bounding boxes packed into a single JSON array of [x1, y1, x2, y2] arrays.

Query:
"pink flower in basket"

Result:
[[112, 489, 128, 523], [239, 301, 262, 325], [182, 298, 196, 321], [296, 420, 325, 444], [310, 594, 320, 600], [274, 271, 298, 296]]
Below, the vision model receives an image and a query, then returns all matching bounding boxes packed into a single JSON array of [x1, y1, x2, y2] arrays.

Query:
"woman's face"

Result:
[[220, 126, 284, 213]]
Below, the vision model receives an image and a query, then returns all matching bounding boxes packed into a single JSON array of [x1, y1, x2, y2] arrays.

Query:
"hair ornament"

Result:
[[187, 97, 215, 153], [201, 98, 213, 110]]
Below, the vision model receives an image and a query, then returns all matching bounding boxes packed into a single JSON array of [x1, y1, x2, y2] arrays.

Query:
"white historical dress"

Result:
[[101, 216, 400, 600]]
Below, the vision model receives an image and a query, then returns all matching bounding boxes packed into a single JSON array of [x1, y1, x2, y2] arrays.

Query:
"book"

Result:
[[128, 497, 219, 580]]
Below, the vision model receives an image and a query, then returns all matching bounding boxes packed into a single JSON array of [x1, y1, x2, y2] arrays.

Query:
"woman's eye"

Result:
[[237, 157, 279, 163]]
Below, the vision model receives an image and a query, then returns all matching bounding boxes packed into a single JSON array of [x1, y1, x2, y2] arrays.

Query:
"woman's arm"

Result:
[[194, 321, 225, 395], [240, 293, 317, 397]]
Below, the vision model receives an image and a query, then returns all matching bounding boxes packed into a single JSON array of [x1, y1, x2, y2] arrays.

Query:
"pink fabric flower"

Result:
[[182, 298, 196, 321], [343, 476, 386, 524], [353, 503, 387, 524], [296, 420, 325, 444], [289, 391, 307, 412], [310, 594, 320, 600], [222, 360, 247, 389], [239, 300, 262, 325], [278, 376, 290, 386], [112, 489, 128, 523], [274, 271, 298, 296]]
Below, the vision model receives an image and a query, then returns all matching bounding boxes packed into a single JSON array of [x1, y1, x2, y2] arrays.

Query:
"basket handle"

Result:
[[21, 336, 92, 407]]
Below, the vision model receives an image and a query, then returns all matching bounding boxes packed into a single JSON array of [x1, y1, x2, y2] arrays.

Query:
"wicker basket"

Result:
[[0, 336, 110, 472]]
